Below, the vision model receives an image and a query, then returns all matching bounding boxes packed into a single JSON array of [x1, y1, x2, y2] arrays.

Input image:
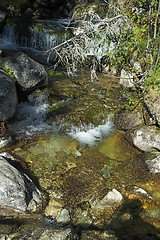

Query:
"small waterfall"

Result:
[[10, 93, 114, 145], [0, 19, 72, 53], [69, 120, 114, 146], [10, 93, 53, 136]]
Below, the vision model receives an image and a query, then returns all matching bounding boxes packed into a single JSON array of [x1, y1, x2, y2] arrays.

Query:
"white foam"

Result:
[[11, 93, 52, 135], [11, 93, 114, 145], [69, 120, 114, 146]]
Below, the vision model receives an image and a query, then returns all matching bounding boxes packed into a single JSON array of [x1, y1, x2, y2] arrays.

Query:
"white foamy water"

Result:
[[69, 120, 114, 146], [11, 94, 114, 145], [11, 93, 53, 136]]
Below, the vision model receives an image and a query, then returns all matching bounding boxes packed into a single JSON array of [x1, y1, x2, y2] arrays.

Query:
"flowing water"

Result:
[[1, 19, 160, 240]]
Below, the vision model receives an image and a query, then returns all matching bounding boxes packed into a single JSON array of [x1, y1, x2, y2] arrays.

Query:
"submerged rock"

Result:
[[94, 189, 123, 209], [80, 230, 117, 240], [4, 52, 48, 92], [0, 67, 18, 121], [39, 228, 72, 240]]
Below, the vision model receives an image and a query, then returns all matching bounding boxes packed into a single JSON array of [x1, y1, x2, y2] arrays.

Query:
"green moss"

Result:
[[1, 64, 16, 80], [48, 69, 63, 77]]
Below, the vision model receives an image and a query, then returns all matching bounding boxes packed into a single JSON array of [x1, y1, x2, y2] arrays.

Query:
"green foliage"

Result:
[[145, 67, 160, 90], [5, 67, 16, 79]]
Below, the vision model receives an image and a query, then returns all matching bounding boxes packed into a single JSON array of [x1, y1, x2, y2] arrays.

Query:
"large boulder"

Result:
[[114, 109, 144, 130], [127, 126, 160, 152], [4, 52, 48, 92], [0, 154, 27, 213], [0, 67, 18, 121], [0, 152, 42, 215]]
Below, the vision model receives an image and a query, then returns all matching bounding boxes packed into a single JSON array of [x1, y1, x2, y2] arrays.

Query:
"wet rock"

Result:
[[0, 11, 7, 33], [126, 186, 153, 201], [0, 67, 18, 121], [127, 126, 160, 152], [0, 155, 27, 213], [57, 209, 70, 223], [90, 189, 123, 226], [45, 194, 64, 219], [114, 109, 144, 130], [146, 155, 160, 174], [80, 230, 117, 240], [39, 228, 72, 240], [72, 208, 93, 226], [4, 52, 48, 92], [120, 69, 135, 88], [0, 137, 11, 149], [0, 153, 42, 215], [94, 189, 123, 209]]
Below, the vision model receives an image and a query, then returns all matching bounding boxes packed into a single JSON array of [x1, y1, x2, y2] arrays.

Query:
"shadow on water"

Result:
[[1, 198, 160, 239], [109, 197, 160, 240]]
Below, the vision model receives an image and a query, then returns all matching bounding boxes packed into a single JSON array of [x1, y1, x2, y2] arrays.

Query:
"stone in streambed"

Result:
[[127, 126, 160, 152], [0, 153, 42, 215], [114, 109, 144, 130], [4, 52, 48, 92]]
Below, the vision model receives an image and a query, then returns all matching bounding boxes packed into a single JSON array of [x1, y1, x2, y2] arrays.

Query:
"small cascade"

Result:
[[10, 93, 53, 136], [10, 92, 114, 145], [69, 120, 114, 146], [0, 19, 72, 55]]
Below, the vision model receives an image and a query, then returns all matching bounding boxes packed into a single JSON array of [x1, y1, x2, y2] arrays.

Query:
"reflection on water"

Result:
[[97, 130, 138, 161]]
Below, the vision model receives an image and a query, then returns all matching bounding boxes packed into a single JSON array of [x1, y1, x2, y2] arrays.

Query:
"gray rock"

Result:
[[0, 67, 18, 121], [0, 155, 27, 213], [146, 155, 160, 174], [57, 209, 70, 223], [0, 153, 43, 214], [4, 52, 48, 92], [120, 69, 135, 88], [94, 189, 123, 210], [128, 126, 160, 152], [130, 60, 142, 74], [0, 11, 7, 33], [114, 109, 144, 130], [0, 137, 11, 149]]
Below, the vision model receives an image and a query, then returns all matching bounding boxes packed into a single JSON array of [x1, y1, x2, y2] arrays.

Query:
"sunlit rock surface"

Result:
[[128, 126, 160, 152], [4, 52, 48, 92], [120, 69, 135, 88], [0, 153, 43, 215], [0, 155, 27, 213], [146, 155, 160, 174]]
